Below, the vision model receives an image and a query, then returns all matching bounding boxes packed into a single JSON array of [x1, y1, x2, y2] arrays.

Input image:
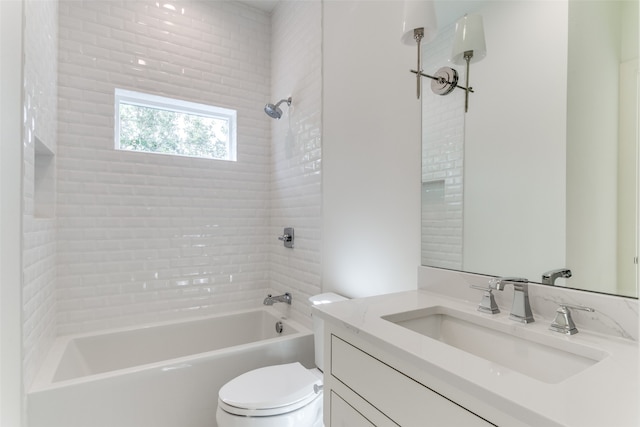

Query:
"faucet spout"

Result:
[[541, 268, 572, 286], [263, 292, 292, 306], [489, 277, 534, 323]]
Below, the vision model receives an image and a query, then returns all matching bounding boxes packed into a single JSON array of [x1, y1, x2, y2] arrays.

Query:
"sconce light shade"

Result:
[[400, 0, 437, 45], [405, 11, 486, 111], [450, 14, 486, 65]]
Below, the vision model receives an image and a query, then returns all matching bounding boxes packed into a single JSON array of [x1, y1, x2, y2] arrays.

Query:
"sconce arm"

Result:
[[410, 69, 475, 94]]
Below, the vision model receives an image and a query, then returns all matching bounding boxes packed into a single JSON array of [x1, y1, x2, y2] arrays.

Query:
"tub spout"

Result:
[[263, 292, 292, 306]]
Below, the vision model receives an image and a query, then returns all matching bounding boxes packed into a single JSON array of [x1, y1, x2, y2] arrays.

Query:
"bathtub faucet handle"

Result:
[[278, 227, 294, 248]]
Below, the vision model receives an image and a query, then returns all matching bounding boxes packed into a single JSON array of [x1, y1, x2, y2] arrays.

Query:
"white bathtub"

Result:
[[28, 308, 314, 427]]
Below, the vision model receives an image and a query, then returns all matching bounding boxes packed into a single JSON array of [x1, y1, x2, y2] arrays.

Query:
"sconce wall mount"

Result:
[[410, 65, 475, 97], [402, 5, 486, 113]]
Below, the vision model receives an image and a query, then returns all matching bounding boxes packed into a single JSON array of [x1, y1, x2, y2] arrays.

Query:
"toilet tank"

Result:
[[309, 293, 348, 372]]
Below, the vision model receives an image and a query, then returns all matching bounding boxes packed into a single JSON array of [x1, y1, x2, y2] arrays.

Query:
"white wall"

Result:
[[567, 0, 622, 294], [617, 0, 639, 296], [463, 1, 568, 279], [322, 0, 421, 298], [1, 0, 26, 423], [56, 0, 274, 335], [54, 0, 325, 336], [269, 0, 322, 325], [421, 20, 465, 270], [617, 57, 638, 296], [23, 0, 59, 391]]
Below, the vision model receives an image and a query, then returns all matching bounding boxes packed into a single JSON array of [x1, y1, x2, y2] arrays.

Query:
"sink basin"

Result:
[[382, 306, 607, 383]]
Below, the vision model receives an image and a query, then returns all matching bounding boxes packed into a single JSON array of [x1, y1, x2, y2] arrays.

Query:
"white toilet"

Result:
[[215, 293, 347, 427]]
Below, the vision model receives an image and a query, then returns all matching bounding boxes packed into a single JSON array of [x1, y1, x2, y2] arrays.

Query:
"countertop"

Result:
[[314, 289, 639, 427]]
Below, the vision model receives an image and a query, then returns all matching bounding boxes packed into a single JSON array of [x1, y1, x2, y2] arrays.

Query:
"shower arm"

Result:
[[273, 97, 292, 108]]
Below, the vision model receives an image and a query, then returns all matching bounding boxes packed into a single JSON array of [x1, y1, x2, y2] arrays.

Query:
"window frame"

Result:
[[114, 88, 237, 161]]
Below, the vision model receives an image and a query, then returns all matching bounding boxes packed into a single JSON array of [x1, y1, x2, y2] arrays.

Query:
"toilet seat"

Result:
[[218, 362, 322, 417]]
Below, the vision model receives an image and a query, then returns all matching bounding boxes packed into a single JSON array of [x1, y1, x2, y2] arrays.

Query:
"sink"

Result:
[[382, 306, 607, 383]]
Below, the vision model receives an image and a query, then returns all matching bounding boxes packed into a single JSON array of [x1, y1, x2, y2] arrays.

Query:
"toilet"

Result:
[[216, 293, 347, 427]]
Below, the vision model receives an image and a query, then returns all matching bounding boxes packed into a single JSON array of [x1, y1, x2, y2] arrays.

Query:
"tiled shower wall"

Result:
[[421, 22, 465, 270], [269, 1, 322, 324], [56, 0, 277, 335], [23, 0, 59, 389]]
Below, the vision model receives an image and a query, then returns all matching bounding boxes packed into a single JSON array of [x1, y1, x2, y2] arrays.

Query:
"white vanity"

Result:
[[314, 273, 638, 426]]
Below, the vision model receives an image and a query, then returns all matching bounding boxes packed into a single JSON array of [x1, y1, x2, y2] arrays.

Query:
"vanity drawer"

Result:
[[330, 335, 493, 426], [330, 391, 376, 427]]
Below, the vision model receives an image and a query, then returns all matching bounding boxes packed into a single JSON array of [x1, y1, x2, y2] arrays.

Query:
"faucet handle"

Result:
[[283, 292, 292, 304], [278, 227, 294, 248], [470, 285, 500, 314], [488, 276, 528, 290], [549, 303, 595, 335]]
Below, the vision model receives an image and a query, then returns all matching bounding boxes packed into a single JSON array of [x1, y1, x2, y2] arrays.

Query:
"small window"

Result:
[[115, 89, 237, 161]]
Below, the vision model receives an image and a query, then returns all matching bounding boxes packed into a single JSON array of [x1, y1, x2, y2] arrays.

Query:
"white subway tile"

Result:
[[28, 0, 322, 344], [55, 0, 282, 334]]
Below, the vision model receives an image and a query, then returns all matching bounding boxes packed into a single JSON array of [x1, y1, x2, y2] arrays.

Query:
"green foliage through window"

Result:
[[115, 89, 237, 161]]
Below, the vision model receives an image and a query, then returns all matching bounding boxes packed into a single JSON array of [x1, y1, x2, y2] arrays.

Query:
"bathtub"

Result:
[[28, 307, 314, 427]]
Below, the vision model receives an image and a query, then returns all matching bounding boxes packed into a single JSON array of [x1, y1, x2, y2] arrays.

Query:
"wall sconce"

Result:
[[400, 0, 438, 99], [450, 14, 486, 112], [403, 8, 486, 113]]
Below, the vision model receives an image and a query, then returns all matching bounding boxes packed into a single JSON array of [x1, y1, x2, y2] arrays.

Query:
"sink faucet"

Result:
[[263, 292, 292, 306], [489, 277, 534, 323], [541, 268, 572, 285], [549, 303, 595, 335]]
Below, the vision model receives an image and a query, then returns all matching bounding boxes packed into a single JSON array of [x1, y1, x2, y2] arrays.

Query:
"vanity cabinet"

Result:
[[330, 392, 375, 427], [325, 330, 495, 426], [317, 290, 638, 427]]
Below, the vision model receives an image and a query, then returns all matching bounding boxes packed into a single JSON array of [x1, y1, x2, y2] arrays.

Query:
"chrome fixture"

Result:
[[449, 14, 486, 112], [470, 284, 500, 314], [549, 303, 595, 335], [263, 292, 292, 306], [489, 277, 534, 323], [313, 384, 323, 394], [264, 97, 292, 119], [278, 227, 294, 248], [400, 0, 437, 99], [541, 268, 572, 286], [402, 6, 486, 112], [275, 321, 284, 334]]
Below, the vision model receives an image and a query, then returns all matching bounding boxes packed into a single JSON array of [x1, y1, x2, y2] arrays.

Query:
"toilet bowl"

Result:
[[216, 362, 323, 427], [215, 293, 347, 427]]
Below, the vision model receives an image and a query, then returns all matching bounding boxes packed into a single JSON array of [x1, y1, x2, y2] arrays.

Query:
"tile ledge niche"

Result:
[[418, 266, 639, 341], [34, 136, 55, 219]]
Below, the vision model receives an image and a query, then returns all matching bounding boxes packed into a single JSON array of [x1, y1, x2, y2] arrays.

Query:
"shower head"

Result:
[[264, 97, 292, 119]]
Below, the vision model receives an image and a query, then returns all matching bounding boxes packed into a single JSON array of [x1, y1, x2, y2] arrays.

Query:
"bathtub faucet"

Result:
[[263, 292, 292, 306]]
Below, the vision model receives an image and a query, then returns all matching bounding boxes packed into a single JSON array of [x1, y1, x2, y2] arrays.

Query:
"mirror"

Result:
[[421, 0, 639, 298]]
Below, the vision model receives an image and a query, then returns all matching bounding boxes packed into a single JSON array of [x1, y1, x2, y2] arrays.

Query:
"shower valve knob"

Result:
[[277, 227, 294, 248]]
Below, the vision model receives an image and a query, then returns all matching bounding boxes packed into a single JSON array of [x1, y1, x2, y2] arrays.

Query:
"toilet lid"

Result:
[[218, 362, 322, 417]]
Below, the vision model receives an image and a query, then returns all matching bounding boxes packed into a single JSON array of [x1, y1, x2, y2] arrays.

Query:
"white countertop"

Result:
[[314, 289, 639, 427]]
